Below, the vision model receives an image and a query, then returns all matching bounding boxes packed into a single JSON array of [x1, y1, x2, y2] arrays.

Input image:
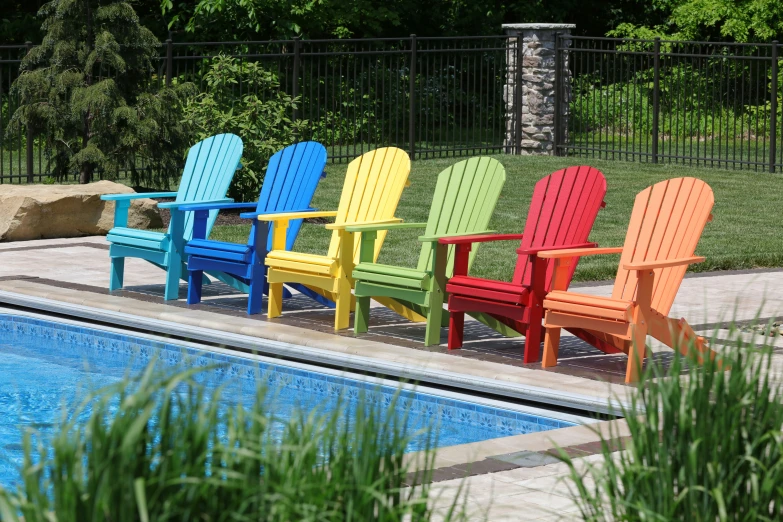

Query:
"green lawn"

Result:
[[207, 155, 783, 283]]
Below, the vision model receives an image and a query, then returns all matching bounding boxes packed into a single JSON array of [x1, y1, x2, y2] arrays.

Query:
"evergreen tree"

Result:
[[7, 0, 193, 185]]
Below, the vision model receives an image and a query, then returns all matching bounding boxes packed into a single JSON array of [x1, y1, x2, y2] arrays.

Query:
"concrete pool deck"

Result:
[[1, 236, 782, 519]]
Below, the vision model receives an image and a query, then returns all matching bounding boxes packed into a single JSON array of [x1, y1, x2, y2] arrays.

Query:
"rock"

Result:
[[0, 181, 163, 242]]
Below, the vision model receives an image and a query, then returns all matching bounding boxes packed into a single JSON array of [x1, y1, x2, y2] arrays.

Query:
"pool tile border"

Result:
[[1, 314, 576, 439]]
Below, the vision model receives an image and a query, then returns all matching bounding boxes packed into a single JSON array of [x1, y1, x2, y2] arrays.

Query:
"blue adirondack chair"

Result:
[[181, 141, 328, 314], [100, 133, 243, 300]]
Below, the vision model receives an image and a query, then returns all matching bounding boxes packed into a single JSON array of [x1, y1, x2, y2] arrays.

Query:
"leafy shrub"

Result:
[[570, 65, 755, 140], [561, 327, 783, 520], [0, 363, 466, 521], [183, 55, 307, 201]]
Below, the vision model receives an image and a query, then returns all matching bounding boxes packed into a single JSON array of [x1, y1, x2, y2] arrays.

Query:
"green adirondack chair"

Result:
[[100, 134, 243, 300], [348, 157, 506, 346]]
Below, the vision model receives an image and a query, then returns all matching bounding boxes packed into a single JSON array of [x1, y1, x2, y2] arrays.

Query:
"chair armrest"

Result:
[[326, 218, 403, 231], [517, 242, 597, 256], [538, 247, 623, 259], [179, 202, 257, 212], [438, 233, 525, 245], [344, 221, 426, 233], [100, 192, 178, 201], [257, 210, 338, 222], [419, 230, 494, 243], [158, 198, 233, 210], [624, 256, 705, 271], [239, 208, 318, 220]]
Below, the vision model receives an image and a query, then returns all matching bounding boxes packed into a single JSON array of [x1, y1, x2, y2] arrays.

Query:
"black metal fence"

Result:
[[556, 35, 782, 172], [0, 36, 518, 183], [6, 33, 783, 184]]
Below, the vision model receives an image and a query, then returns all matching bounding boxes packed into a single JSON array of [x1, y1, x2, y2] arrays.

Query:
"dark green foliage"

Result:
[[0, 363, 466, 521], [611, 0, 783, 42], [6, 0, 194, 186], [561, 329, 783, 520], [183, 55, 305, 201], [157, 0, 669, 41]]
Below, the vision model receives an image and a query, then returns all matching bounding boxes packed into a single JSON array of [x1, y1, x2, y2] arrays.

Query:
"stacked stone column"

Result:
[[503, 23, 574, 155]]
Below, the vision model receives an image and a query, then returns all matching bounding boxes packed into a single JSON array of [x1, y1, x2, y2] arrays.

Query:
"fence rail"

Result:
[[4, 34, 783, 183], [555, 35, 783, 173], [0, 36, 518, 183]]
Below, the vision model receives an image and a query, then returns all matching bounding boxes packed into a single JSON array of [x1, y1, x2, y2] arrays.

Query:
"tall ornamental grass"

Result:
[[0, 364, 466, 521], [563, 325, 783, 521]]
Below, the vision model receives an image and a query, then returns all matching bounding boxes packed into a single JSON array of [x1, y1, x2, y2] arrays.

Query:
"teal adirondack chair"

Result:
[[100, 134, 243, 300], [349, 157, 506, 346]]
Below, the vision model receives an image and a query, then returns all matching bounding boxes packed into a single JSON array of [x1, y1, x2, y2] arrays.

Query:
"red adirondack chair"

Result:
[[439, 166, 607, 362]]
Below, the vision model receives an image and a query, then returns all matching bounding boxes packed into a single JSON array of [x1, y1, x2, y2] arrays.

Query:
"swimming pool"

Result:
[[0, 313, 580, 490]]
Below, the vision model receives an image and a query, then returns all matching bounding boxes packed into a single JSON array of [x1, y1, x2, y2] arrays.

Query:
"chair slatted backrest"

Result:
[[326, 147, 411, 263], [176, 133, 243, 241], [416, 157, 506, 276], [255, 141, 327, 250], [611, 177, 713, 315], [512, 166, 607, 288]]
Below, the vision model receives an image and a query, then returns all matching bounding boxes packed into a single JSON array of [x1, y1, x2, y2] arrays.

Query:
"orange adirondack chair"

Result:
[[539, 177, 714, 383]]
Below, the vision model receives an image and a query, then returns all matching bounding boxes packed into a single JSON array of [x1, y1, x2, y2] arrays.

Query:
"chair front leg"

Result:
[[448, 305, 465, 349], [113, 199, 130, 228], [164, 208, 185, 300], [551, 257, 572, 292], [542, 325, 561, 368], [354, 231, 377, 335], [424, 242, 448, 347], [541, 258, 572, 368], [266, 219, 289, 319], [108, 200, 131, 291], [247, 264, 265, 315], [625, 269, 655, 383], [334, 229, 355, 331], [524, 254, 548, 363], [109, 256, 125, 291], [446, 244, 471, 349]]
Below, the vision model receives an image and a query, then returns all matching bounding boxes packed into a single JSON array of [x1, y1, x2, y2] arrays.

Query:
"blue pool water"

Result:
[[0, 314, 575, 490]]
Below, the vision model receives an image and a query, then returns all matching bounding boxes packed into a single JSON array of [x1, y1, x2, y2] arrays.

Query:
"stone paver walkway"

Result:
[[1, 236, 781, 520]]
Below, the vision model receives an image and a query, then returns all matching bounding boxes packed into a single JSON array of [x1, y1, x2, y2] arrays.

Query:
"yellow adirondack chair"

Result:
[[538, 177, 715, 383], [258, 147, 412, 330]]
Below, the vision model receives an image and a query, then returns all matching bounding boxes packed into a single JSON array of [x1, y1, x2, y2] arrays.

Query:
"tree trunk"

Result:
[[80, 0, 93, 185], [80, 111, 92, 184], [79, 164, 93, 184]]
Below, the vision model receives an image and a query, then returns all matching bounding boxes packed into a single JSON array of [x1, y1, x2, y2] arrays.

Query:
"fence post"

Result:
[[292, 37, 301, 142], [408, 34, 417, 160], [553, 33, 562, 156], [165, 37, 173, 87], [514, 36, 523, 154], [770, 41, 778, 173], [25, 41, 34, 183], [652, 37, 661, 164]]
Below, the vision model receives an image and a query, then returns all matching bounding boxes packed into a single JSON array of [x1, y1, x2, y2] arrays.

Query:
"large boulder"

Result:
[[0, 181, 164, 242]]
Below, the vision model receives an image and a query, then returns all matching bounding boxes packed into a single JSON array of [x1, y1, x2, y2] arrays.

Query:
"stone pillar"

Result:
[[503, 23, 574, 155]]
